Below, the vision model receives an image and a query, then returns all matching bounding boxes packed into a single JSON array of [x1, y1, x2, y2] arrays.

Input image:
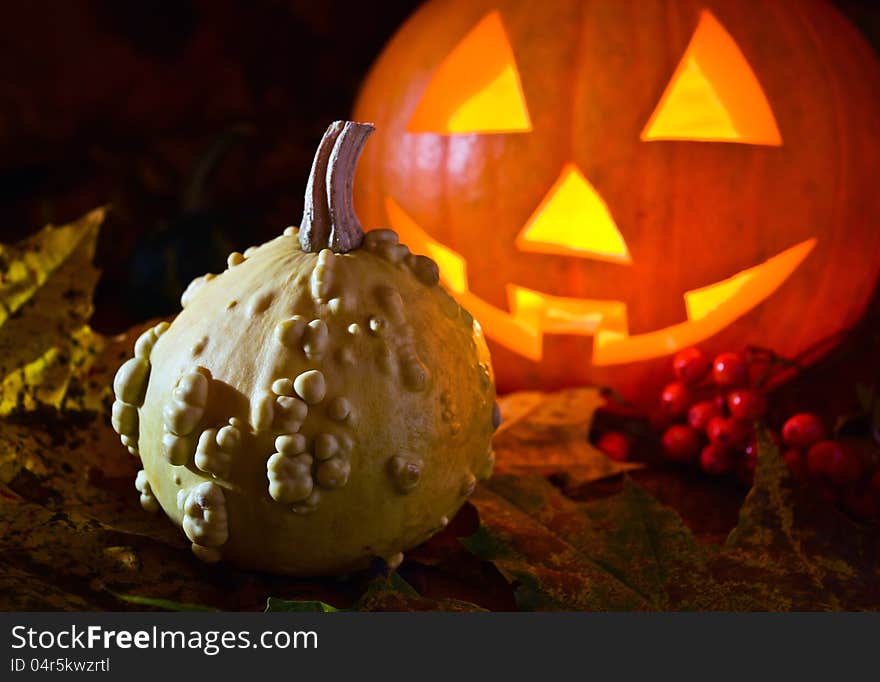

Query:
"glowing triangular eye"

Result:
[[641, 10, 782, 146], [407, 11, 532, 135]]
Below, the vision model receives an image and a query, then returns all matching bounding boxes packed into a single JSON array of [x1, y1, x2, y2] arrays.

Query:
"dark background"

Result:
[[0, 0, 878, 338]]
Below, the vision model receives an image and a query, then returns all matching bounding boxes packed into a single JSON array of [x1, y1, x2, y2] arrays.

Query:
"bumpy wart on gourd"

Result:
[[111, 121, 499, 576]]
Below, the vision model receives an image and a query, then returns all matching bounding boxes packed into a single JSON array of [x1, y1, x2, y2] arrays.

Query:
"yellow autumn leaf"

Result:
[[0, 209, 106, 415]]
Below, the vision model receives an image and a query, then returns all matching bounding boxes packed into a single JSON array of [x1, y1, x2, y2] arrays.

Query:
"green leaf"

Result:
[[265, 598, 339, 612], [725, 427, 799, 552], [580, 478, 713, 609], [349, 569, 485, 612], [464, 475, 652, 610], [352, 571, 419, 611], [113, 593, 220, 612]]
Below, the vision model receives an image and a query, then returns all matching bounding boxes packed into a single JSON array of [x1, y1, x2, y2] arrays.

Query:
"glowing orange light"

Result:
[[516, 164, 631, 263], [593, 239, 816, 365], [507, 285, 628, 337], [683, 238, 817, 321], [385, 197, 468, 293], [407, 11, 532, 135], [382, 196, 814, 364], [642, 10, 782, 146]]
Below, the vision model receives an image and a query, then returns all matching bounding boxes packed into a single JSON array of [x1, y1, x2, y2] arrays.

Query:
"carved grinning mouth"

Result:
[[384, 196, 816, 366]]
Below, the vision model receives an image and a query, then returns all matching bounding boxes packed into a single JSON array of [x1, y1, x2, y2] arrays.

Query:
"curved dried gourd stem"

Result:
[[300, 120, 375, 253]]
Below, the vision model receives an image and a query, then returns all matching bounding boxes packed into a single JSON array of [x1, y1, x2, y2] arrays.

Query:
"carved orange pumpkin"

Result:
[[353, 0, 880, 400]]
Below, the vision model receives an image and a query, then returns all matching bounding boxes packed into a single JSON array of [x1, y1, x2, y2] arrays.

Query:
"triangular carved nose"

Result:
[[516, 164, 631, 264]]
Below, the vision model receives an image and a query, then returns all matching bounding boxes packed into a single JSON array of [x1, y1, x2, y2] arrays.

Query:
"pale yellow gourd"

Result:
[[112, 121, 498, 575]]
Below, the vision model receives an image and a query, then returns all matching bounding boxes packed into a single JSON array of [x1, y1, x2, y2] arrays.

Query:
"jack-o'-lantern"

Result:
[[353, 0, 880, 400]]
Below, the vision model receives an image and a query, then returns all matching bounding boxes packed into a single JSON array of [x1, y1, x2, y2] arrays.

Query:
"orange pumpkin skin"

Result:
[[353, 0, 880, 401]]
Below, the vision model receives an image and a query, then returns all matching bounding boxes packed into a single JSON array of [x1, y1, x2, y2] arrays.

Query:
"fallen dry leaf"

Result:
[[494, 387, 642, 487]]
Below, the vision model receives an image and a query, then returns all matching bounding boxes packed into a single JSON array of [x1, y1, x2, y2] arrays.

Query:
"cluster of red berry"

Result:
[[595, 345, 880, 520], [653, 347, 764, 483], [781, 414, 880, 519]]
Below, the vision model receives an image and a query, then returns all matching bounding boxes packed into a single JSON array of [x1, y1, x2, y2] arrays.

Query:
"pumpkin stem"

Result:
[[300, 120, 375, 253]]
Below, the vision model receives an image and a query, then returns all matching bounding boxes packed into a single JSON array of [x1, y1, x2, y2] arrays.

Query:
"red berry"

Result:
[[659, 381, 693, 418], [807, 440, 862, 488], [706, 417, 753, 448], [782, 413, 826, 449], [672, 347, 711, 385], [726, 388, 767, 419], [700, 443, 735, 475], [783, 448, 808, 481], [661, 425, 702, 463], [688, 400, 723, 432], [596, 431, 631, 462], [711, 352, 748, 388]]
